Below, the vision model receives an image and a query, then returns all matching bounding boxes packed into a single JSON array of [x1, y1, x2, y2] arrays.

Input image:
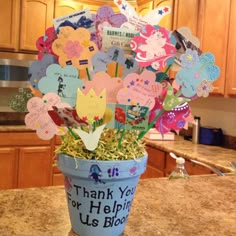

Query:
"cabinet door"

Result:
[[54, 0, 84, 18], [20, 0, 54, 52], [172, 0, 199, 35], [226, 0, 236, 96], [198, 0, 230, 95], [137, 0, 154, 16], [0, 148, 18, 189], [18, 146, 52, 188], [0, 0, 20, 50]]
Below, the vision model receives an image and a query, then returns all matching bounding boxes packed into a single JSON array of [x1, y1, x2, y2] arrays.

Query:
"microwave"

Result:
[[0, 52, 36, 112]]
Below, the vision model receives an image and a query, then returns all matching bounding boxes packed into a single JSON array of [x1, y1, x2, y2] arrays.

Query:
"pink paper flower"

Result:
[[25, 93, 70, 140], [130, 24, 176, 70]]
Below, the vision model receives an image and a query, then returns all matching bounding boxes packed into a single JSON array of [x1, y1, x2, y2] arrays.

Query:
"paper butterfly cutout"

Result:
[[48, 106, 88, 127], [38, 64, 82, 107], [74, 124, 106, 151], [117, 70, 162, 110], [130, 24, 176, 70], [92, 46, 139, 78], [82, 72, 123, 103], [176, 50, 220, 98], [29, 54, 58, 89], [91, 5, 127, 49], [36, 27, 58, 60], [9, 88, 33, 112], [76, 89, 106, 123], [114, 0, 171, 31], [25, 93, 70, 140]]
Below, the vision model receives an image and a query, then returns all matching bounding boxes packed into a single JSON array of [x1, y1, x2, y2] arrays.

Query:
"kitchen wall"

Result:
[[189, 97, 236, 137]]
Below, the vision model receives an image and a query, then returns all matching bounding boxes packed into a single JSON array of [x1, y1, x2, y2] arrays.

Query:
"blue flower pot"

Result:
[[57, 153, 148, 236]]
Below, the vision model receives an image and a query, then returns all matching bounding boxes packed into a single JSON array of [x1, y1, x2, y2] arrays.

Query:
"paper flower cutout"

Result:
[[92, 46, 139, 78], [115, 106, 126, 124], [25, 93, 70, 140], [74, 124, 106, 151], [114, 0, 171, 31], [38, 64, 82, 106], [172, 27, 201, 71], [36, 27, 58, 60], [9, 88, 33, 112], [76, 89, 106, 123], [176, 51, 220, 98], [117, 70, 162, 110], [52, 26, 98, 72], [29, 54, 58, 89], [149, 98, 191, 134], [130, 24, 176, 70], [196, 80, 213, 97], [82, 71, 123, 103], [180, 49, 199, 68], [91, 6, 127, 49]]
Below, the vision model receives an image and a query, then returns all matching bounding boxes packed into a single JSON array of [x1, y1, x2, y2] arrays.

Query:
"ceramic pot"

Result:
[[57, 153, 148, 236]]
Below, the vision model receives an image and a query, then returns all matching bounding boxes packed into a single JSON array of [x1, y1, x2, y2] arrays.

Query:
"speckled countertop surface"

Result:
[[0, 176, 235, 236], [144, 136, 236, 173]]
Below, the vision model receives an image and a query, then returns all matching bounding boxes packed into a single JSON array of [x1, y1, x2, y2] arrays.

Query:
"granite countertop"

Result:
[[144, 136, 236, 173], [0, 175, 235, 236]]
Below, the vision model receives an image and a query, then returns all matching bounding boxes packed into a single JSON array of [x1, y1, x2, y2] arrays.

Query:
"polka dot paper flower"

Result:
[[25, 93, 70, 140], [52, 26, 98, 73]]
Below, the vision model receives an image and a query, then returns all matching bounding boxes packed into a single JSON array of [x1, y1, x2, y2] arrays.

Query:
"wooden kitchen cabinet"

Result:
[[18, 146, 52, 188], [137, 0, 154, 16], [197, 0, 230, 95], [0, 0, 20, 51], [0, 148, 18, 189], [143, 145, 214, 178], [0, 131, 54, 189], [225, 0, 236, 96], [20, 0, 54, 52]]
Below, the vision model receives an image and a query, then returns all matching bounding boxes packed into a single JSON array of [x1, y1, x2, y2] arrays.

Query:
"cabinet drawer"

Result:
[[0, 132, 51, 146], [146, 146, 165, 170]]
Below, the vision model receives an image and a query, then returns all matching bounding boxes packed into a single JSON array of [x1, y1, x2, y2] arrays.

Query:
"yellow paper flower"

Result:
[[52, 26, 98, 72], [76, 89, 106, 123]]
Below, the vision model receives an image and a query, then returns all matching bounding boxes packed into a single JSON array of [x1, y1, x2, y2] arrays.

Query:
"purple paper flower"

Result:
[[180, 49, 199, 68]]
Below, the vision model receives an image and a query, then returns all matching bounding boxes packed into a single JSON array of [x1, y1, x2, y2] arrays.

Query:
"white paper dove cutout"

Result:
[[114, 0, 171, 31], [74, 124, 106, 151]]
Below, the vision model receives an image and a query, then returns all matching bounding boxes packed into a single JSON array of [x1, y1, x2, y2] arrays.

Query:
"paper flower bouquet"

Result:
[[25, 0, 220, 160], [23, 1, 221, 235]]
